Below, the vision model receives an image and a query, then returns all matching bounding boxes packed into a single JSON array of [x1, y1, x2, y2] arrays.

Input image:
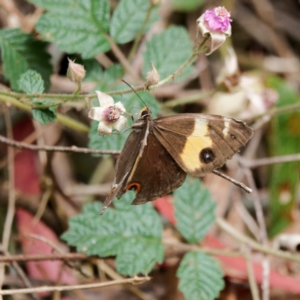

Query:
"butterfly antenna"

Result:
[[121, 80, 148, 108]]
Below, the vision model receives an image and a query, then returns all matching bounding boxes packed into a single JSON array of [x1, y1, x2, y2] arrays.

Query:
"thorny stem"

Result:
[[0, 35, 210, 110], [149, 35, 210, 89], [0, 94, 89, 133]]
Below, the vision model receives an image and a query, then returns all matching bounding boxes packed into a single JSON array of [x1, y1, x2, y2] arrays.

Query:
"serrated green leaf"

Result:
[[110, 0, 158, 44], [62, 194, 164, 276], [28, 0, 110, 58], [88, 87, 159, 152], [32, 101, 57, 125], [142, 26, 194, 82], [18, 70, 44, 94], [172, 0, 204, 11], [93, 64, 124, 92], [0, 28, 52, 91], [174, 178, 216, 244], [177, 251, 224, 300]]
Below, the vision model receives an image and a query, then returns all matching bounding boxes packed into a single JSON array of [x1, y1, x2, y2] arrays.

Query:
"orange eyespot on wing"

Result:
[[125, 182, 142, 194]]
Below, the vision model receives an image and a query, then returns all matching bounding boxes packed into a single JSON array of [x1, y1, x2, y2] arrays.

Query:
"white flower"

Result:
[[88, 91, 127, 135]]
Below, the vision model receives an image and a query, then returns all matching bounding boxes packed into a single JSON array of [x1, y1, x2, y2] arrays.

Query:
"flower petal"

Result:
[[98, 122, 113, 135], [207, 32, 226, 55], [96, 90, 114, 107], [113, 116, 127, 131], [88, 107, 104, 121], [114, 101, 126, 112]]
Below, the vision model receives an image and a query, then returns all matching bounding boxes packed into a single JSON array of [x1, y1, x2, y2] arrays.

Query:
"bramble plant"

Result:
[[0, 2, 233, 299], [3, 1, 298, 300]]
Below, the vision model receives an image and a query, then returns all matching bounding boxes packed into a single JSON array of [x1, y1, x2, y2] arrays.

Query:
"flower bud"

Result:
[[67, 58, 86, 83], [197, 6, 232, 55], [145, 63, 160, 89]]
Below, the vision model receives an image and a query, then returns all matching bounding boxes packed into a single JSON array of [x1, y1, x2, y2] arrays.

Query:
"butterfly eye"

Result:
[[200, 148, 215, 164]]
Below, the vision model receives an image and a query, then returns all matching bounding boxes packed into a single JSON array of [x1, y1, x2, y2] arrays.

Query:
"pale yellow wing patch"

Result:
[[179, 119, 213, 172]]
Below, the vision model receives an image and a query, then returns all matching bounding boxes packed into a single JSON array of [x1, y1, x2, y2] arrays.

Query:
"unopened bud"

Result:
[[67, 58, 86, 83], [145, 63, 160, 89]]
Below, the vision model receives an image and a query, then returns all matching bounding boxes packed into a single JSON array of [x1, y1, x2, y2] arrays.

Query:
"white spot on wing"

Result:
[[222, 121, 230, 137]]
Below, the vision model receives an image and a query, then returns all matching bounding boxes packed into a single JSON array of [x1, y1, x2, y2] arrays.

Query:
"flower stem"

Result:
[[104, 34, 141, 83], [0, 94, 89, 133], [149, 35, 210, 89]]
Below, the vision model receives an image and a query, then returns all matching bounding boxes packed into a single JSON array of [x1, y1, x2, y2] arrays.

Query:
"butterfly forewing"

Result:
[[153, 114, 253, 177]]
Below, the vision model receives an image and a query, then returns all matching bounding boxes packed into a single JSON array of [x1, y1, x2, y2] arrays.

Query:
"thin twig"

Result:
[[0, 135, 121, 155], [98, 260, 157, 300], [0, 108, 16, 298], [0, 276, 151, 296], [212, 170, 252, 193], [1, 109, 16, 250], [243, 245, 261, 300], [128, 3, 155, 62], [164, 241, 241, 257], [0, 249, 40, 300], [240, 153, 300, 168], [0, 253, 87, 264], [216, 218, 300, 263], [104, 34, 141, 83], [244, 169, 270, 299]]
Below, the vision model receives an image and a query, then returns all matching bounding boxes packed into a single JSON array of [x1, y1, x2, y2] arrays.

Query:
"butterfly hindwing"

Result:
[[123, 133, 187, 204]]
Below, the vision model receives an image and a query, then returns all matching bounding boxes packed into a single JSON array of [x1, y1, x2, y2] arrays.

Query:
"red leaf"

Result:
[[154, 196, 300, 294]]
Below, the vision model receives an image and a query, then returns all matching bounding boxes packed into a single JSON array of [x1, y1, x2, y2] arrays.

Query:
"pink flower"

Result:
[[88, 91, 127, 135], [204, 7, 232, 33], [197, 7, 232, 55]]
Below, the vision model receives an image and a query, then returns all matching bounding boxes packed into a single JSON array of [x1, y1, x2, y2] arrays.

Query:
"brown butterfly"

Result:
[[100, 106, 253, 214]]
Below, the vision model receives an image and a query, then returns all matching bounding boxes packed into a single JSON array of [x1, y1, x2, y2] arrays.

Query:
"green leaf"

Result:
[[83, 59, 104, 82], [110, 0, 158, 44], [28, 0, 110, 58], [62, 195, 164, 276], [0, 28, 52, 91], [32, 101, 57, 125], [18, 70, 44, 94], [266, 76, 300, 237], [142, 26, 194, 82], [89, 121, 130, 153], [93, 64, 124, 92], [174, 178, 216, 244], [172, 0, 204, 11], [177, 251, 224, 300]]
